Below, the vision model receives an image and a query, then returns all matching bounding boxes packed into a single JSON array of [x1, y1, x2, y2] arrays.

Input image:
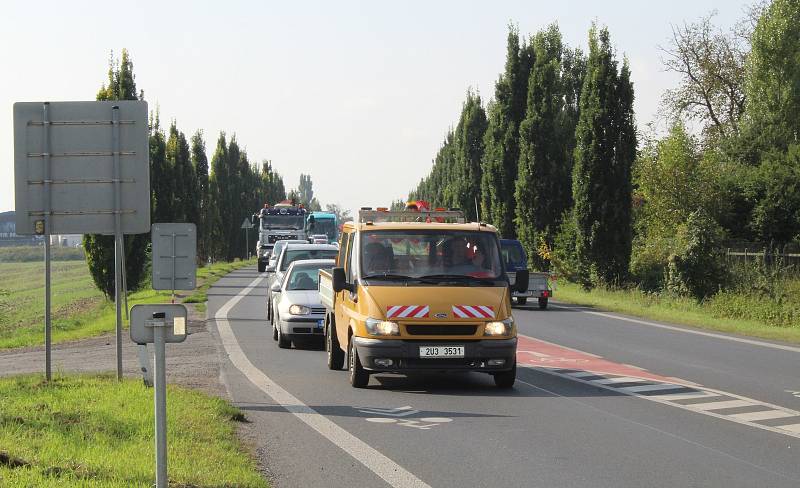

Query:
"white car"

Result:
[[266, 239, 306, 274], [266, 243, 339, 322], [309, 234, 329, 244], [271, 259, 335, 348]]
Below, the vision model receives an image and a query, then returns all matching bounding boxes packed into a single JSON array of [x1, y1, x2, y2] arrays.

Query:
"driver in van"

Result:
[[443, 237, 490, 276]]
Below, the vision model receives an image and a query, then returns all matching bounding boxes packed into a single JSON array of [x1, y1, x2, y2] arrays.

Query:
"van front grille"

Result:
[[405, 325, 478, 336]]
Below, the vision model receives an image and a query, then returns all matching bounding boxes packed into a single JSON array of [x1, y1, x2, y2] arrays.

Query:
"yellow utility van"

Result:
[[319, 207, 528, 388]]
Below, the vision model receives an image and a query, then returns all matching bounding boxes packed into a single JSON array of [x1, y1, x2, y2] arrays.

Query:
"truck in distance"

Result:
[[305, 211, 339, 244], [254, 201, 308, 272], [319, 205, 528, 389], [500, 239, 552, 309]]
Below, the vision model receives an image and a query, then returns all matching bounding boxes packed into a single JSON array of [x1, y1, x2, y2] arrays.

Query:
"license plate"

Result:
[[316, 319, 324, 329], [419, 345, 464, 358]]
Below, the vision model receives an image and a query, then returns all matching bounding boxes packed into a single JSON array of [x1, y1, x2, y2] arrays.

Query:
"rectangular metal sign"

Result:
[[13, 100, 150, 235], [151, 223, 197, 291], [130, 304, 189, 345]]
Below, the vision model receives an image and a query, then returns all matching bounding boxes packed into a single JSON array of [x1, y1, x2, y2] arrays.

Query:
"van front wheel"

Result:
[[327, 319, 344, 370], [348, 338, 369, 388], [493, 363, 516, 388]]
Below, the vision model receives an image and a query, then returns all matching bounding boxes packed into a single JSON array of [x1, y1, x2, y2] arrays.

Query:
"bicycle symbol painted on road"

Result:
[[355, 405, 454, 430]]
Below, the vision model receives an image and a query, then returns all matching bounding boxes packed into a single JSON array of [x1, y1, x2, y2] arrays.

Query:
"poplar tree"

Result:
[[572, 26, 636, 286], [515, 25, 566, 268], [83, 49, 149, 297], [208, 133, 230, 260], [481, 25, 534, 237], [191, 130, 209, 262], [453, 90, 488, 221]]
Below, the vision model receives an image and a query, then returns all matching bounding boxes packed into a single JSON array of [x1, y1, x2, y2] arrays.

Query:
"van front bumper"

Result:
[[353, 337, 517, 373]]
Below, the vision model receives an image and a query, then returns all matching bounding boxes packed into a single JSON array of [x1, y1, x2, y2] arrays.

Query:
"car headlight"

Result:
[[484, 317, 513, 336], [365, 317, 400, 336], [289, 304, 311, 315]]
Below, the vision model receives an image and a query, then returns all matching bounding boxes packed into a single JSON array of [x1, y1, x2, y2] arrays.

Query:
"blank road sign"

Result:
[[152, 223, 197, 291], [13, 101, 150, 235]]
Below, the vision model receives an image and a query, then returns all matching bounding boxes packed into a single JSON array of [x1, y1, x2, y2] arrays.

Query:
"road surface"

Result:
[[210, 266, 800, 488]]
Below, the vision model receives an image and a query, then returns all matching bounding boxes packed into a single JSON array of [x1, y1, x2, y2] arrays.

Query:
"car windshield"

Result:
[[272, 241, 288, 256], [280, 249, 339, 271], [286, 264, 330, 291], [360, 230, 504, 284], [261, 215, 304, 230]]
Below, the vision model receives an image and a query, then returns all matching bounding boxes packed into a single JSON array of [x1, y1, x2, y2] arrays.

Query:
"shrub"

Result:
[[666, 210, 728, 299]]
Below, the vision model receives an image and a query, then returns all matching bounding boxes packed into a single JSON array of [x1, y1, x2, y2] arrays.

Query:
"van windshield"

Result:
[[360, 230, 505, 285]]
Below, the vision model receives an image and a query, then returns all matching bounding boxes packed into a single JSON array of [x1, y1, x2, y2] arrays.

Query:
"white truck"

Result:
[[254, 202, 308, 272]]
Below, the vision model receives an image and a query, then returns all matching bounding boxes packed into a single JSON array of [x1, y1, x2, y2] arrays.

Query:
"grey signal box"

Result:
[[130, 304, 188, 345], [151, 223, 197, 291]]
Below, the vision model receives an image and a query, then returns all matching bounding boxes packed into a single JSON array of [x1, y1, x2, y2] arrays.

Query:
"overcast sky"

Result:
[[1, 0, 750, 215]]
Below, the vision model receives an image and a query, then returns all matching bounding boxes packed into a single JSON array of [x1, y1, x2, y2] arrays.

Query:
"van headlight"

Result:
[[289, 304, 311, 315], [484, 317, 513, 336], [365, 318, 400, 336]]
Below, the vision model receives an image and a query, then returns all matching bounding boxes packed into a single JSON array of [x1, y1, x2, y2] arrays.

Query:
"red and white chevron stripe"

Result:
[[452, 305, 495, 319], [386, 305, 430, 319]]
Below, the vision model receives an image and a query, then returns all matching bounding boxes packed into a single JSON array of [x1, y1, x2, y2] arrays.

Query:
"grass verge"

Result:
[[0, 258, 255, 349], [0, 374, 267, 487], [554, 281, 800, 344]]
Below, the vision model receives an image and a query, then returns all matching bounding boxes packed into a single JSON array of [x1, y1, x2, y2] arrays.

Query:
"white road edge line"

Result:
[[522, 364, 800, 439], [214, 274, 431, 488], [548, 303, 800, 353]]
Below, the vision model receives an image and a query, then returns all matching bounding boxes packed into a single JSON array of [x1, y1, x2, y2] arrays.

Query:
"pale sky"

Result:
[[1, 0, 749, 215]]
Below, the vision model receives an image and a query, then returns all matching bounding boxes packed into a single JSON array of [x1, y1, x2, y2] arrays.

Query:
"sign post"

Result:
[[241, 217, 253, 260], [14, 101, 150, 381], [130, 304, 188, 488]]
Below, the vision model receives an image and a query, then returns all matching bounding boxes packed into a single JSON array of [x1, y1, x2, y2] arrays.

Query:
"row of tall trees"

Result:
[[84, 50, 287, 296], [411, 23, 635, 286]]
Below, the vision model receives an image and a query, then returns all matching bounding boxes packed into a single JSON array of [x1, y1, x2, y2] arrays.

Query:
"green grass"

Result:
[[0, 374, 267, 487], [554, 281, 800, 344], [0, 259, 255, 349], [0, 246, 85, 262]]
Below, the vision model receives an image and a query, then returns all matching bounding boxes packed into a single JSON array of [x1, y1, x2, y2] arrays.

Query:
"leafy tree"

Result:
[[452, 90, 488, 221], [191, 130, 210, 262], [515, 25, 569, 268], [572, 26, 636, 287], [481, 25, 535, 237], [747, 144, 800, 245], [83, 49, 148, 297], [165, 121, 196, 222], [325, 203, 352, 223], [744, 0, 800, 152]]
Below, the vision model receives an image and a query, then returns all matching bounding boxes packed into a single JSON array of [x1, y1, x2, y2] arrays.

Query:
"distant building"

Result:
[[0, 211, 15, 238], [51, 234, 83, 247]]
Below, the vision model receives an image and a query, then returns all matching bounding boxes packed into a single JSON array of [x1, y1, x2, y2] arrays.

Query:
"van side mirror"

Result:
[[332, 267, 350, 293], [515, 269, 529, 293]]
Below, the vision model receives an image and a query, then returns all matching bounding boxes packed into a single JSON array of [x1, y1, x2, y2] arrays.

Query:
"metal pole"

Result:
[[112, 105, 123, 380], [245, 226, 249, 260], [171, 232, 176, 304], [153, 320, 168, 488], [42, 102, 52, 381]]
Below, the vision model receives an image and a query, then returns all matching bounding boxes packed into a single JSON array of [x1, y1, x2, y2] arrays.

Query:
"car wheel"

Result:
[[272, 320, 278, 341], [348, 336, 369, 388], [493, 363, 516, 388], [277, 315, 291, 349], [538, 298, 548, 310], [258, 262, 266, 273], [326, 317, 344, 370]]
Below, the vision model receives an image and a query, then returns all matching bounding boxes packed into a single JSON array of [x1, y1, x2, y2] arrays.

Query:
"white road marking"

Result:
[[593, 376, 648, 385], [779, 423, 800, 433], [549, 304, 800, 353], [688, 400, 755, 411], [730, 410, 796, 422], [566, 371, 601, 378], [215, 274, 430, 488], [524, 364, 800, 439], [619, 384, 686, 393]]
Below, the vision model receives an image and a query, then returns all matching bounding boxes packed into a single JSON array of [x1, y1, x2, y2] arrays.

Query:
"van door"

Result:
[[335, 231, 354, 351]]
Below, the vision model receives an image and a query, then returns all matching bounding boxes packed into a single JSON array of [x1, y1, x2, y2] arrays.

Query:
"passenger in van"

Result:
[[443, 237, 490, 276], [363, 242, 394, 274]]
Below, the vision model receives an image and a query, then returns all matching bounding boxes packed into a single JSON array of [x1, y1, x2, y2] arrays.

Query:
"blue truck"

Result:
[[305, 211, 339, 244]]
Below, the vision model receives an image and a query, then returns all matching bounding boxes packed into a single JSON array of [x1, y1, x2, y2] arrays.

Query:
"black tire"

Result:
[[538, 298, 548, 310], [258, 261, 266, 273], [494, 363, 516, 388], [515, 297, 527, 306], [272, 320, 278, 341], [267, 300, 272, 322], [326, 316, 345, 370], [348, 335, 369, 388], [277, 315, 291, 349]]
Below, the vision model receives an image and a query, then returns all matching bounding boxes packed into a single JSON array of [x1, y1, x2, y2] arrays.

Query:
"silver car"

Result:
[[266, 239, 306, 274], [271, 259, 335, 348], [266, 243, 339, 322]]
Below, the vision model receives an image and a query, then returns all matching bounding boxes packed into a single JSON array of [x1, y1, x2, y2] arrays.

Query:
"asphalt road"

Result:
[[210, 266, 800, 488]]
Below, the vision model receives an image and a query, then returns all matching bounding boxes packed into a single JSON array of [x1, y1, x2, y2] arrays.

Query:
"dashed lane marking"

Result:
[[526, 365, 800, 439], [214, 274, 430, 488]]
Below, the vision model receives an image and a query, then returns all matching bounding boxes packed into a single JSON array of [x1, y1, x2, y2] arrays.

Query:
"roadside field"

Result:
[[0, 374, 267, 487], [0, 259, 255, 349], [554, 281, 800, 344]]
